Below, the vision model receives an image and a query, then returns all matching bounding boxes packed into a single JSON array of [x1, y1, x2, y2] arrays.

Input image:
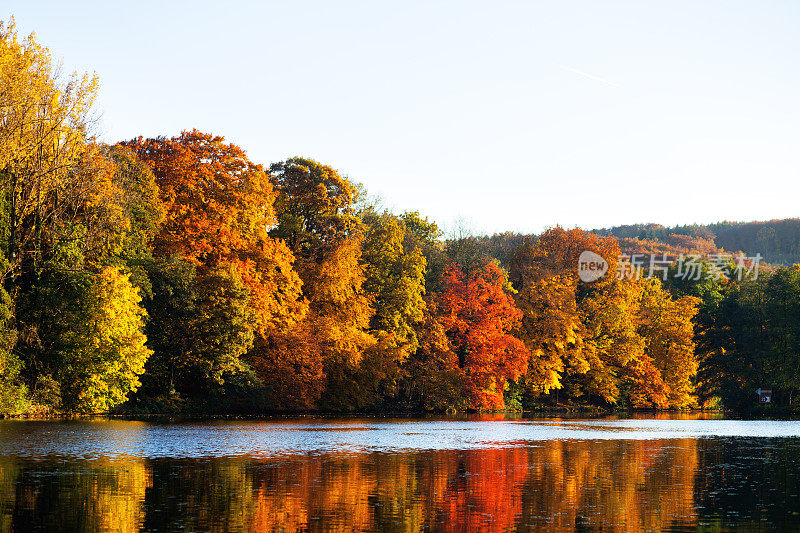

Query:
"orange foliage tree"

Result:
[[124, 131, 306, 396], [511, 227, 620, 285], [124, 130, 305, 334]]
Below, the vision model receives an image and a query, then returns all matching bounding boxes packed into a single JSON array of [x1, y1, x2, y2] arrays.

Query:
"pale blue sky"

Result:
[[6, 1, 800, 235]]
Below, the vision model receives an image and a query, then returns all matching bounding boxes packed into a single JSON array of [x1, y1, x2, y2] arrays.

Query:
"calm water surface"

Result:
[[1, 414, 799, 532]]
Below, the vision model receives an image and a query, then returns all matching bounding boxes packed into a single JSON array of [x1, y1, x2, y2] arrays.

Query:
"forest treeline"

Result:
[[1, 21, 799, 415], [595, 219, 800, 265]]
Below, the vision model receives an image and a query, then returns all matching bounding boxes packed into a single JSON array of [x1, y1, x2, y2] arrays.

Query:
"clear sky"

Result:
[[5, 1, 800, 235]]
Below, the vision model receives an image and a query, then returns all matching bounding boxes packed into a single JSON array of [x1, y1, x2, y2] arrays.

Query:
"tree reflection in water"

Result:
[[2, 437, 800, 531]]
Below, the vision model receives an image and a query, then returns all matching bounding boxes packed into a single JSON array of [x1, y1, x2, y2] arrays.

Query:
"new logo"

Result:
[[578, 250, 608, 282]]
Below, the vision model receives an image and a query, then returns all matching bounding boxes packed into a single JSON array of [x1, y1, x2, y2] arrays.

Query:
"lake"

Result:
[[1, 414, 799, 531]]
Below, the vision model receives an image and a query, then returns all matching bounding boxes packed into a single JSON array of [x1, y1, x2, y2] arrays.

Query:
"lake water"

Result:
[[1, 414, 799, 532]]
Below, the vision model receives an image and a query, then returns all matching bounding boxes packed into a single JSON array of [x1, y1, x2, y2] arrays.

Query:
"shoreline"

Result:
[[2, 407, 732, 422]]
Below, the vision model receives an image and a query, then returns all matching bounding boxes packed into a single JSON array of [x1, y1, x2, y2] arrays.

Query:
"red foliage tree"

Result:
[[438, 262, 530, 409]]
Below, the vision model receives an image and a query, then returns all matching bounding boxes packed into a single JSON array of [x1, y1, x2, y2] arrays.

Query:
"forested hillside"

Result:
[[595, 219, 800, 265]]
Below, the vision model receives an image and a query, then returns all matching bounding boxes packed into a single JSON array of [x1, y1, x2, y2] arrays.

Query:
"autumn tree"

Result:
[[512, 228, 620, 403], [42, 267, 151, 412], [361, 210, 427, 355], [515, 274, 586, 396], [314, 210, 431, 410], [511, 227, 702, 408], [402, 210, 448, 292], [402, 296, 467, 411], [247, 323, 325, 411], [0, 19, 99, 271], [0, 22, 177, 412], [33, 143, 166, 277], [125, 131, 305, 329], [98, 144, 165, 293], [574, 277, 648, 405], [511, 227, 620, 286], [5, 143, 165, 413], [262, 157, 375, 410], [126, 132, 306, 398], [269, 156, 361, 262], [438, 262, 529, 409], [636, 279, 699, 408], [308, 235, 376, 409], [249, 233, 374, 410]]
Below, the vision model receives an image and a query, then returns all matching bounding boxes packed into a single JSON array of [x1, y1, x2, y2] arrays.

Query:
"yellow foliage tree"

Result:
[[636, 279, 700, 408], [60, 267, 151, 412], [361, 211, 427, 357], [0, 19, 99, 267], [515, 275, 586, 394]]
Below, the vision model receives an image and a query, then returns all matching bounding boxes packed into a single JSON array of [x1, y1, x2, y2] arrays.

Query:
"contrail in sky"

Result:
[[559, 65, 621, 88]]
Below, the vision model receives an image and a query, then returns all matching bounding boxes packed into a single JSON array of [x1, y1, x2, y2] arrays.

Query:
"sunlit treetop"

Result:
[[123, 129, 276, 267]]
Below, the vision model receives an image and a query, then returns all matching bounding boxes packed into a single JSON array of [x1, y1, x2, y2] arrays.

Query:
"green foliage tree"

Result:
[[402, 211, 448, 292], [139, 259, 258, 400], [184, 264, 257, 388], [699, 266, 800, 409], [0, 252, 23, 414], [138, 257, 198, 397], [269, 156, 361, 261]]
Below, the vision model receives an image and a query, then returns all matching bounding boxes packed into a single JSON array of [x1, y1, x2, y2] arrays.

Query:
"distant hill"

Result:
[[593, 219, 800, 265]]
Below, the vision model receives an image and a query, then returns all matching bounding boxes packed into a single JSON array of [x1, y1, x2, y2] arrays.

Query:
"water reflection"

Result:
[[0, 456, 150, 532], [3, 436, 800, 532], [2, 416, 800, 532]]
